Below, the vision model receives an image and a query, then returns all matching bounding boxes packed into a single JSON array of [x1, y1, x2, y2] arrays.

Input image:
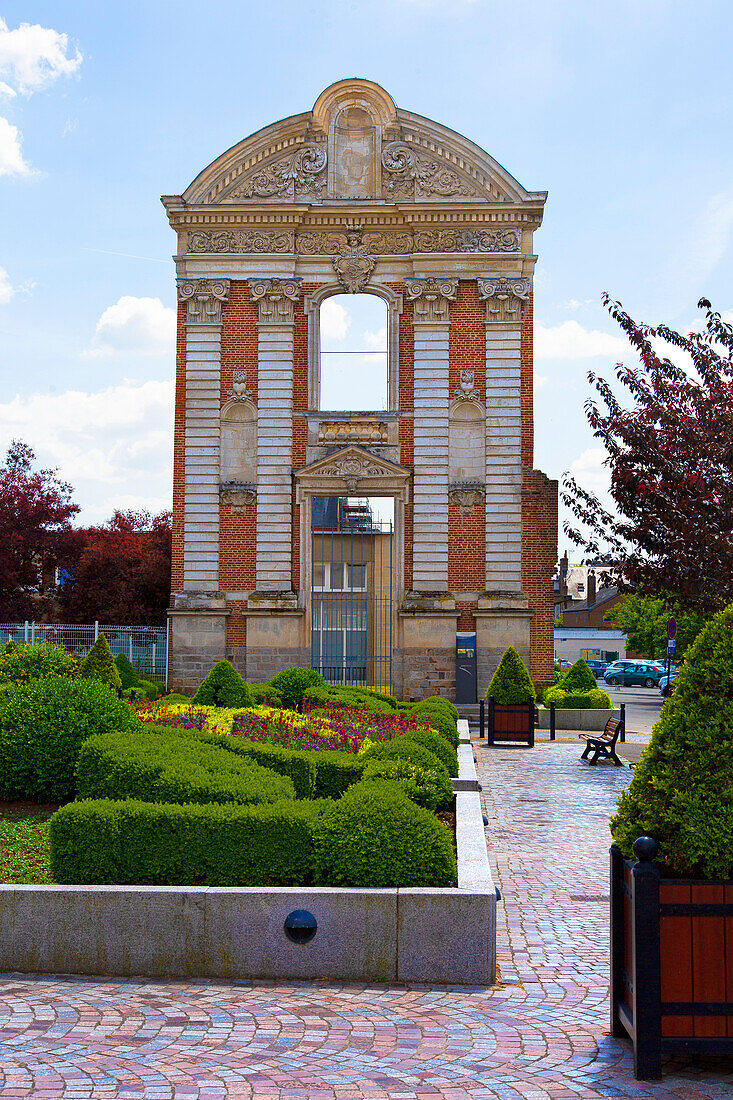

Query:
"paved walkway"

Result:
[[2, 743, 732, 1098]]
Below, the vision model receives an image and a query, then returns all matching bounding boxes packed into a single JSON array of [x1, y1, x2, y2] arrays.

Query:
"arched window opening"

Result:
[[319, 294, 388, 411]]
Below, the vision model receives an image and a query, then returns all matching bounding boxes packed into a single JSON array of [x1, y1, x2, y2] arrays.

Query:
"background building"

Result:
[[164, 79, 557, 698]]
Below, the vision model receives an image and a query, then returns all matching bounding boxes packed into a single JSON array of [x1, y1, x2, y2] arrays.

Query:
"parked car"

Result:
[[584, 659, 609, 678], [604, 660, 664, 688], [659, 668, 681, 698]]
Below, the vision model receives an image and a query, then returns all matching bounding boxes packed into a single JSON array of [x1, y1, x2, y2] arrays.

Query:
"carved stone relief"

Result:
[[381, 141, 478, 199], [405, 277, 459, 322], [226, 144, 327, 200], [188, 230, 295, 254], [448, 480, 486, 514], [453, 370, 481, 403], [332, 107, 377, 198], [317, 453, 391, 492], [219, 482, 256, 512], [227, 370, 253, 403], [477, 276, 532, 323], [332, 225, 375, 292], [177, 278, 230, 324], [186, 227, 520, 256], [249, 278, 301, 323], [318, 419, 388, 445]]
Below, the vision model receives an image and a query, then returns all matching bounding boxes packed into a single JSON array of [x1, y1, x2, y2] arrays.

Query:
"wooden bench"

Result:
[[579, 714, 624, 766]]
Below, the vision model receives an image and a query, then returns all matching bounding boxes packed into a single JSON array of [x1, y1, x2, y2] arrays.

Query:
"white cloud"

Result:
[[320, 297, 350, 342], [534, 320, 629, 360], [0, 114, 31, 176], [0, 17, 82, 95], [0, 80, 15, 99], [0, 379, 174, 523], [86, 296, 176, 357], [682, 188, 733, 283], [0, 265, 13, 304], [363, 327, 387, 350], [569, 447, 611, 496]]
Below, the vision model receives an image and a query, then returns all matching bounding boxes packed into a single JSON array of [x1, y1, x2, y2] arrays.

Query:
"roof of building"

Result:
[[563, 585, 621, 614]]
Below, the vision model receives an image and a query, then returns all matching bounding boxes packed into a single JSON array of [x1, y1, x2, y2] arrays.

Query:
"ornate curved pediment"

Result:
[[178, 80, 544, 207]]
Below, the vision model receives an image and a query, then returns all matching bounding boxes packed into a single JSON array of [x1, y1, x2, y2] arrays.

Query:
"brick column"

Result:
[[478, 276, 531, 593], [405, 278, 457, 592], [177, 278, 230, 593], [249, 278, 301, 592]]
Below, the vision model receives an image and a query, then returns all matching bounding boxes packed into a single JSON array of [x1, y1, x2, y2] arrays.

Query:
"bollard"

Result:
[[479, 698, 485, 738], [550, 699, 556, 741]]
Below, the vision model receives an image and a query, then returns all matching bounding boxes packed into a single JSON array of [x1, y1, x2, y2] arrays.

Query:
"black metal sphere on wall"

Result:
[[284, 909, 318, 944]]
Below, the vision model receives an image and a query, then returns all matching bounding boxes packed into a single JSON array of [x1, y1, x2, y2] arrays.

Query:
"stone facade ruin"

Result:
[[163, 78, 558, 698]]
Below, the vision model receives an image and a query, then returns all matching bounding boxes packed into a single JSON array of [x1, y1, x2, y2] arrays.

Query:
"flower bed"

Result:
[[134, 700, 438, 753]]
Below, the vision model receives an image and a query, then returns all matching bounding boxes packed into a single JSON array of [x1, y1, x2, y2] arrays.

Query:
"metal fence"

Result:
[[0, 621, 168, 681]]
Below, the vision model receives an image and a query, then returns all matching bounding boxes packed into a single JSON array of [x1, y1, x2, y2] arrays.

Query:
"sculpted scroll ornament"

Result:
[[405, 277, 459, 322], [448, 480, 486, 514], [414, 228, 520, 253], [227, 144, 327, 200], [381, 142, 478, 199], [187, 230, 294, 254], [227, 370, 253, 403], [219, 482, 256, 513], [177, 279, 230, 324], [453, 370, 481, 403], [477, 276, 532, 323], [249, 278, 301, 323]]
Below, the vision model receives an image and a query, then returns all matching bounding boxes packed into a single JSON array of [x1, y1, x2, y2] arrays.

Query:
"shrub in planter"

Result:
[[192, 660, 252, 708], [114, 652, 139, 689], [360, 757, 454, 812], [0, 639, 75, 685], [610, 602, 733, 878], [313, 780, 457, 887], [50, 797, 322, 886], [76, 727, 295, 807], [0, 675, 136, 802], [79, 633, 121, 688], [269, 666, 325, 709], [485, 646, 536, 703], [558, 658, 597, 693]]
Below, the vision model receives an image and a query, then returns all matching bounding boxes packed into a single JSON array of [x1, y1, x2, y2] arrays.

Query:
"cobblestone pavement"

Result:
[[2, 743, 732, 1099]]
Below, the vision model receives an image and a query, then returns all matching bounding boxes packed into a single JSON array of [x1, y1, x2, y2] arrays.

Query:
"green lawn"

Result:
[[0, 804, 55, 884]]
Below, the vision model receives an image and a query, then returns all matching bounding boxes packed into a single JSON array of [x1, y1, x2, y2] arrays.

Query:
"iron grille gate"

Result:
[[310, 498, 393, 691]]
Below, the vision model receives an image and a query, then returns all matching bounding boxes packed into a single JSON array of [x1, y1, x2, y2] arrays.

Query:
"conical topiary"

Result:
[[114, 652, 139, 690], [79, 632, 121, 689], [192, 659, 252, 708], [485, 646, 536, 704], [559, 658, 597, 693], [610, 602, 733, 879]]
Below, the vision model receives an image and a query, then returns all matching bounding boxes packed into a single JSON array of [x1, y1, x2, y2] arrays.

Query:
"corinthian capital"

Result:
[[249, 277, 301, 324], [405, 277, 458, 323], [477, 276, 531, 324], [177, 278, 230, 324]]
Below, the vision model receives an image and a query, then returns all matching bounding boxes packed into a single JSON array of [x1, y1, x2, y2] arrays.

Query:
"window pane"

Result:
[[330, 563, 344, 589], [349, 564, 367, 589]]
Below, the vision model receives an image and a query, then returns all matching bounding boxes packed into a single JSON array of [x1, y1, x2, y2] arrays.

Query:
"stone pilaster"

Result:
[[177, 278, 230, 594], [249, 278, 301, 592], [405, 277, 458, 592], [478, 276, 531, 593]]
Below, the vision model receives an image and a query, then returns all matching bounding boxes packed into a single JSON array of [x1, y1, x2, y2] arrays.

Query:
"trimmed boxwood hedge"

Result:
[[50, 798, 322, 886], [410, 699, 459, 748], [312, 780, 457, 887], [76, 727, 295, 806], [402, 729, 459, 777], [360, 757, 454, 812]]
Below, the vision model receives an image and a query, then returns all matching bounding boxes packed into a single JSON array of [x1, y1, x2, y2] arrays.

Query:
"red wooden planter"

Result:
[[486, 697, 535, 747], [611, 838, 733, 1079]]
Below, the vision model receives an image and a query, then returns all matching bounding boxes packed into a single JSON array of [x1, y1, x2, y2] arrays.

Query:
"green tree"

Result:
[[486, 647, 536, 704], [79, 632, 121, 688], [615, 594, 707, 660]]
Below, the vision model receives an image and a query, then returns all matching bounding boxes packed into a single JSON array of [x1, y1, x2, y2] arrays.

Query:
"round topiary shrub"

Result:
[[559, 658, 597, 693], [0, 675, 137, 802], [485, 646, 536, 704], [313, 781, 457, 887], [79, 633, 121, 689], [192, 660, 252, 708], [269, 666, 325, 709], [610, 602, 733, 879]]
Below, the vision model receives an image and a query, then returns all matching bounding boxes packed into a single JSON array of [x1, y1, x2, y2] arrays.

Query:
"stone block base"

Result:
[[245, 646, 310, 682], [168, 602, 230, 694]]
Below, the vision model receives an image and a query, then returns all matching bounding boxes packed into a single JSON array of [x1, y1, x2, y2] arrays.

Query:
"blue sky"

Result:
[[0, 1, 731, 552]]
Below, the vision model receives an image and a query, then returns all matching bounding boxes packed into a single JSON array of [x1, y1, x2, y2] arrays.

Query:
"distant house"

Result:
[[561, 573, 625, 631]]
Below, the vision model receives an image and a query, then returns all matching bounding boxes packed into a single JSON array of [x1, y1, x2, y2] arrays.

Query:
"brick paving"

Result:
[[2, 742, 732, 1098]]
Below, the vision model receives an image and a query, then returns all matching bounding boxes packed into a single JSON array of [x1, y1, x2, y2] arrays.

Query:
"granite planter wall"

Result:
[[537, 705, 616, 731]]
